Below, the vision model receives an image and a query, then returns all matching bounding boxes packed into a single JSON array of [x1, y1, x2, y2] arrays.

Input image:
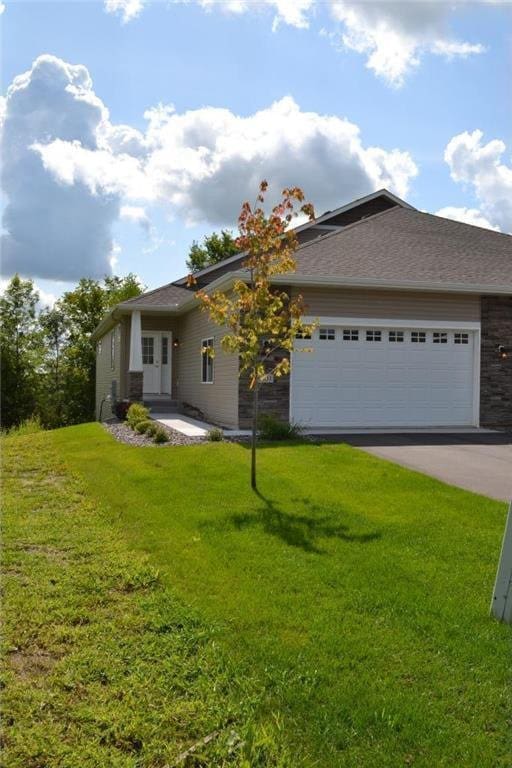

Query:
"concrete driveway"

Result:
[[335, 432, 512, 502]]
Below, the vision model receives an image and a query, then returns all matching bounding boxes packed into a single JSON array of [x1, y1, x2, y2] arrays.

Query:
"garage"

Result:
[[291, 322, 479, 428]]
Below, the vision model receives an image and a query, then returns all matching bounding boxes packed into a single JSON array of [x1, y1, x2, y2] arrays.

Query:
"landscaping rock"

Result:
[[103, 419, 204, 447]]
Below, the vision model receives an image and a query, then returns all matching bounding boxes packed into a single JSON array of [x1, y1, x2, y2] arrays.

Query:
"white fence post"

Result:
[[490, 501, 512, 623]]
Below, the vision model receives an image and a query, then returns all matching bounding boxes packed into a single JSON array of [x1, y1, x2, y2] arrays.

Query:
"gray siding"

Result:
[[95, 323, 121, 420], [294, 287, 481, 322], [177, 306, 239, 428]]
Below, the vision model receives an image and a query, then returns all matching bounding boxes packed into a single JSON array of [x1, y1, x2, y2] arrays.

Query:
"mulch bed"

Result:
[[103, 419, 204, 447]]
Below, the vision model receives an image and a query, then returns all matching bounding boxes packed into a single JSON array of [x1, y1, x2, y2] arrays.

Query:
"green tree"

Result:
[[56, 274, 144, 424], [0, 275, 42, 429], [195, 182, 315, 489], [186, 230, 239, 273], [38, 307, 68, 428]]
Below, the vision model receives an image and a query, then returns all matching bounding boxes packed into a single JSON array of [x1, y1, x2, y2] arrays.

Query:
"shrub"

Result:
[[207, 427, 224, 442], [126, 403, 150, 430], [115, 400, 132, 420], [153, 426, 169, 444], [135, 420, 154, 435], [4, 417, 43, 438], [258, 414, 303, 441]]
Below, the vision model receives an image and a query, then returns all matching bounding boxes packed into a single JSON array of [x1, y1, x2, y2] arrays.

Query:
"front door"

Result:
[[142, 334, 160, 394]]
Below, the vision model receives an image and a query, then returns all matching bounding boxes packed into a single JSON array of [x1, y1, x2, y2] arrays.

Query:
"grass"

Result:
[[2, 424, 511, 766]]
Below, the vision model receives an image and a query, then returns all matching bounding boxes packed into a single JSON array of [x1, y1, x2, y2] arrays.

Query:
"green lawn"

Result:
[[2, 424, 511, 767]]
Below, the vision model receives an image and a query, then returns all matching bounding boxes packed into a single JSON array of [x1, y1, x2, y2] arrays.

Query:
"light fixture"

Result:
[[172, 338, 180, 349], [497, 344, 508, 360]]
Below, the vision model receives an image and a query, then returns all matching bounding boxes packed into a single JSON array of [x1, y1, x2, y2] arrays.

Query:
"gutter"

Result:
[[90, 271, 512, 341]]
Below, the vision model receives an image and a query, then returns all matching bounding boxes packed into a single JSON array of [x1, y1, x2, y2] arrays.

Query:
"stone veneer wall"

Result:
[[238, 351, 290, 429], [128, 371, 143, 401], [480, 296, 512, 427]]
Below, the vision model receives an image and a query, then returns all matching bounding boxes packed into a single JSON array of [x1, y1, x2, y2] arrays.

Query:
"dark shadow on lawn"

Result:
[[213, 491, 381, 554]]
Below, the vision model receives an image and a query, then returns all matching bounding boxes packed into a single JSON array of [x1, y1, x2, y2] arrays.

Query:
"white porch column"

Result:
[[129, 310, 143, 372]]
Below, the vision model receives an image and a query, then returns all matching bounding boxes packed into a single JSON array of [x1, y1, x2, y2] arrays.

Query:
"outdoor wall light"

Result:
[[172, 338, 180, 349], [497, 344, 508, 360]]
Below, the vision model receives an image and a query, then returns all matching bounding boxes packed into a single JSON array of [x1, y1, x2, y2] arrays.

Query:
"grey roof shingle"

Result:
[[118, 282, 193, 308], [290, 207, 512, 287]]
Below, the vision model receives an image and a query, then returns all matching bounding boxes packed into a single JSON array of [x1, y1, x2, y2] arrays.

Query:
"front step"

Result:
[[144, 398, 179, 414]]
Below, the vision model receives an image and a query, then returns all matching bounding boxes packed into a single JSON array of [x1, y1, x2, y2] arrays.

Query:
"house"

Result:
[[92, 189, 512, 430]]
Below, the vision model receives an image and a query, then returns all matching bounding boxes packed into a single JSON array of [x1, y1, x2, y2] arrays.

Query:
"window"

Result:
[[454, 333, 469, 345], [161, 336, 168, 364], [343, 329, 359, 341], [295, 330, 312, 340], [433, 332, 448, 344], [411, 331, 426, 343], [202, 338, 214, 383], [319, 327, 336, 341], [142, 336, 154, 365], [389, 330, 404, 343], [97, 340, 102, 355], [110, 330, 115, 370], [366, 330, 382, 342]]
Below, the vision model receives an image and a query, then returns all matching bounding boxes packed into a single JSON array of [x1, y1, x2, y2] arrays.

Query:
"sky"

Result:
[[1, 0, 511, 306]]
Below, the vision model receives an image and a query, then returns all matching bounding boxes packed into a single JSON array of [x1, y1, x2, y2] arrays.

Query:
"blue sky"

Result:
[[1, 0, 511, 304]]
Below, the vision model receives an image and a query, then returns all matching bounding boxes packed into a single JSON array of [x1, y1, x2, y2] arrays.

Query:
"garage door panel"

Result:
[[291, 325, 476, 428]]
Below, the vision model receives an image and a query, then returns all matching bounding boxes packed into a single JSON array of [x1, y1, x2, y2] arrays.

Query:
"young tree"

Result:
[[194, 182, 315, 489], [186, 230, 239, 273], [0, 274, 42, 429]]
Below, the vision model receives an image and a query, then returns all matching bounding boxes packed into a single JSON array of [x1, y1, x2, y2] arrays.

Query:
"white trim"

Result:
[[129, 310, 143, 372], [302, 316, 481, 331], [473, 327, 481, 427], [273, 274, 512, 295]]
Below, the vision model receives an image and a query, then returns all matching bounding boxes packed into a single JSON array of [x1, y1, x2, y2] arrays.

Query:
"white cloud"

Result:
[[104, 0, 145, 23], [435, 206, 499, 231], [2, 55, 418, 282], [111, 0, 490, 87], [0, 3, 5, 15], [120, 205, 151, 231], [444, 129, 512, 233], [330, 1, 485, 87], [1, 55, 123, 281]]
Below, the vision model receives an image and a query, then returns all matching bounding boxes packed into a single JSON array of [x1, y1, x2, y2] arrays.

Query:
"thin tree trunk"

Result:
[[251, 381, 259, 490]]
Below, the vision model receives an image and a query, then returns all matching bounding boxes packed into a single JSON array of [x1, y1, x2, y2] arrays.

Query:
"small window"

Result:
[[110, 330, 116, 370], [454, 333, 469, 345], [433, 332, 448, 344], [161, 336, 168, 364], [411, 331, 426, 343], [366, 330, 382, 342], [389, 330, 404, 343], [295, 330, 312, 340], [97, 340, 102, 355], [202, 338, 214, 383], [319, 327, 336, 341], [343, 329, 359, 341], [142, 336, 154, 365]]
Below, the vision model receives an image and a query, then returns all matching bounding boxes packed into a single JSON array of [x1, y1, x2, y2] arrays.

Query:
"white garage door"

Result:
[[291, 324, 477, 428]]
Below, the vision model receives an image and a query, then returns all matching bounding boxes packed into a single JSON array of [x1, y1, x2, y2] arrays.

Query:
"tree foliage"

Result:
[[186, 230, 239, 273], [0, 273, 144, 429], [0, 275, 42, 429], [194, 182, 315, 488]]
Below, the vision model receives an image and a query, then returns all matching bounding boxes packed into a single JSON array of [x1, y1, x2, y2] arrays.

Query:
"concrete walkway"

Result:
[[336, 432, 512, 502], [152, 414, 212, 438]]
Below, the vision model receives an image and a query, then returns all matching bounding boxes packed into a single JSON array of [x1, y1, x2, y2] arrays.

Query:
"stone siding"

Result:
[[238, 352, 290, 429], [128, 371, 144, 401], [480, 296, 512, 427]]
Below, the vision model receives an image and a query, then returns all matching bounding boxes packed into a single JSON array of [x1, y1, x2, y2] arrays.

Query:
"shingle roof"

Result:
[[290, 207, 512, 287], [118, 282, 193, 308]]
